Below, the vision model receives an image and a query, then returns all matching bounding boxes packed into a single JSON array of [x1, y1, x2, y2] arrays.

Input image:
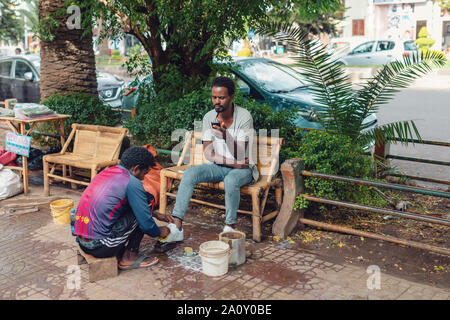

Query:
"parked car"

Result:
[[335, 40, 419, 66], [326, 37, 364, 61], [0, 56, 124, 107], [122, 57, 378, 133]]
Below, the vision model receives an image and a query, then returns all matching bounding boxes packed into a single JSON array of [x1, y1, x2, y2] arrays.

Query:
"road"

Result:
[[374, 71, 450, 190]]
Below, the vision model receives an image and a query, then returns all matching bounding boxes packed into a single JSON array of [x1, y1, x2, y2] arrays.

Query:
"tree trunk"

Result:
[[39, 0, 98, 100]]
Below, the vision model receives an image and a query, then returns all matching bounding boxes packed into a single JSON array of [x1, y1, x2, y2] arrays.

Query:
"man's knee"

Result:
[[181, 166, 201, 185], [224, 175, 240, 191]]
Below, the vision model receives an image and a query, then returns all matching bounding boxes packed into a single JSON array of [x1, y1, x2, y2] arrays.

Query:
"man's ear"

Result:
[[129, 165, 140, 174]]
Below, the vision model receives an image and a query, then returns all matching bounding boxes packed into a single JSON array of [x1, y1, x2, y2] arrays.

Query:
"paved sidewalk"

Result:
[[0, 184, 449, 300]]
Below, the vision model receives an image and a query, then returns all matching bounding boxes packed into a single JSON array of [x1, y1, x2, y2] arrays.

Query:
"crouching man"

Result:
[[74, 146, 173, 270]]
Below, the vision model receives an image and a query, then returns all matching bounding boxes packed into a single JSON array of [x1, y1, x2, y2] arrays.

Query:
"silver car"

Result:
[[336, 40, 419, 66]]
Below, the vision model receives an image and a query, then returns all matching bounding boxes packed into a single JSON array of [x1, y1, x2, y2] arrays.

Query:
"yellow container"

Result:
[[50, 199, 74, 225]]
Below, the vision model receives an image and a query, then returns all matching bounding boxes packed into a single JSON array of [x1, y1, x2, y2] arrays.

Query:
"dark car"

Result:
[[0, 56, 124, 107]]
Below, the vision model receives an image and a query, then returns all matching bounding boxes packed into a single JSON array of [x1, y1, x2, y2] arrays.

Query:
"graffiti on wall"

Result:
[[386, 3, 416, 40]]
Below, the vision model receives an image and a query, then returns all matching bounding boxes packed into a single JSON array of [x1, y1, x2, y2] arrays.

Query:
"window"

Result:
[[352, 19, 365, 36], [236, 61, 306, 93], [14, 61, 33, 79], [416, 20, 427, 38], [352, 41, 375, 54], [403, 41, 417, 51], [0, 61, 12, 77], [376, 41, 395, 51]]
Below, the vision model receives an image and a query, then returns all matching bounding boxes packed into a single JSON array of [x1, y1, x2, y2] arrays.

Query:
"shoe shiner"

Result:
[[74, 146, 174, 270], [164, 76, 259, 242]]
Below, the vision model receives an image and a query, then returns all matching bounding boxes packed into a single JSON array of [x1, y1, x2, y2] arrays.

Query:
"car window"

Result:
[[235, 77, 250, 91], [0, 61, 12, 77], [376, 41, 395, 51], [404, 41, 417, 51], [236, 61, 306, 93], [352, 41, 375, 54], [15, 61, 34, 79]]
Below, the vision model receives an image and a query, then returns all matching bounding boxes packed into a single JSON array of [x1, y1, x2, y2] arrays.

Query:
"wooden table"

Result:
[[0, 114, 72, 195]]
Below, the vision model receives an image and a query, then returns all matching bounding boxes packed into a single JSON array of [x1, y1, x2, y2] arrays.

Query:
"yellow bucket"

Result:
[[50, 199, 74, 225]]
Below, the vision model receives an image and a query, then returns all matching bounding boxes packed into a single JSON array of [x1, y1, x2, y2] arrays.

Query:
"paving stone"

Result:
[[24, 291, 53, 300], [0, 285, 39, 300], [431, 292, 450, 300]]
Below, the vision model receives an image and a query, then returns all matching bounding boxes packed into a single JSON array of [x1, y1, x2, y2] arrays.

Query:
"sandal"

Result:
[[118, 255, 159, 270]]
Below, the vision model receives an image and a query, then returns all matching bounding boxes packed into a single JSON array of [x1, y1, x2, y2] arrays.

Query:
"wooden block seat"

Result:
[[77, 248, 118, 282], [159, 131, 284, 242]]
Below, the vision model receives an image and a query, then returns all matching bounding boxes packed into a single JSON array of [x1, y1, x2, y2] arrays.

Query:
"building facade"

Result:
[[342, 0, 450, 52]]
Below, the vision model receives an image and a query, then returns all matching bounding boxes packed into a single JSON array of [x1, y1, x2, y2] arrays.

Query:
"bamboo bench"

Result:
[[43, 123, 128, 196], [159, 131, 283, 242]]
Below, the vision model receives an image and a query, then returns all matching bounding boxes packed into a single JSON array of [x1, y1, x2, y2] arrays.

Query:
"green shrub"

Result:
[[126, 88, 212, 148], [35, 93, 121, 146], [415, 27, 436, 50], [235, 94, 302, 163], [291, 130, 388, 210]]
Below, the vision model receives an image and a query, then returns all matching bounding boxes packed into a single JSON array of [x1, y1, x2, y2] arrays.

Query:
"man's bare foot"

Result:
[[173, 217, 183, 229], [119, 250, 157, 268]]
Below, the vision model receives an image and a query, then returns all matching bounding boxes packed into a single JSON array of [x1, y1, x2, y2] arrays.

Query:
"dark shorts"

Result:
[[77, 211, 143, 258]]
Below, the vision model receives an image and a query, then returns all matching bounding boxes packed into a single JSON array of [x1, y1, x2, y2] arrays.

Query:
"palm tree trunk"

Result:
[[38, 0, 97, 100]]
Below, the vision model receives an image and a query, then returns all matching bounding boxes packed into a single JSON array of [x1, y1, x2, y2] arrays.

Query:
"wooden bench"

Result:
[[43, 123, 128, 196], [77, 247, 118, 282], [159, 131, 283, 242]]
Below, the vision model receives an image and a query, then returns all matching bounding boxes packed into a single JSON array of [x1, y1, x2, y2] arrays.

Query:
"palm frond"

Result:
[[254, 21, 354, 135], [355, 50, 447, 125], [358, 120, 422, 148], [255, 22, 445, 147]]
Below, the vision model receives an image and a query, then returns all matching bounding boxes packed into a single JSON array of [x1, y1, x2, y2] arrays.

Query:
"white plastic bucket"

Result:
[[199, 240, 230, 277]]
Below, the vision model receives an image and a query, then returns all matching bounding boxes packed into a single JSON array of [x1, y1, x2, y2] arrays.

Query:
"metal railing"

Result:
[[375, 137, 450, 186], [297, 160, 450, 256]]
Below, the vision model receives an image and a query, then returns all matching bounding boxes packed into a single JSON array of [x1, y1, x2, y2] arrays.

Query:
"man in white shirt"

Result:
[[159, 76, 257, 243]]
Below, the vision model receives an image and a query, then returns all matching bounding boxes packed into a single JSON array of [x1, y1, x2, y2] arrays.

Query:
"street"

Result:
[[376, 70, 450, 190]]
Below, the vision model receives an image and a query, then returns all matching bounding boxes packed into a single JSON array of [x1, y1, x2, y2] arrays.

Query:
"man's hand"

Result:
[[159, 226, 170, 239], [154, 212, 174, 223], [211, 124, 227, 140], [232, 158, 250, 169]]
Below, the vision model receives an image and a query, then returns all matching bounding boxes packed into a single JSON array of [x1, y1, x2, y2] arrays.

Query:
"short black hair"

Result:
[[212, 76, 235, 96], [120, 146, 155, 170]]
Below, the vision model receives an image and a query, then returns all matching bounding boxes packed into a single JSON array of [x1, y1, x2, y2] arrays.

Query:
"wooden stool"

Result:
[[77, 248, 118, 282]]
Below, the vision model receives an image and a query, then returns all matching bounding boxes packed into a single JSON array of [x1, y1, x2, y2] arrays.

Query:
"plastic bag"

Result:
[[141, 144, 163, 206], [0, 165, 24, 200]]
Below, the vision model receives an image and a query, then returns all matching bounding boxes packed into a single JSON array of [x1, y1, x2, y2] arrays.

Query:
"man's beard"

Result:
[[214, 102, 230, 113], [214, 104, 225, 113]]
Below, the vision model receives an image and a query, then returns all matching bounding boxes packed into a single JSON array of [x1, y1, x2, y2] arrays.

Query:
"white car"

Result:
[[336, 40, 419, 66]]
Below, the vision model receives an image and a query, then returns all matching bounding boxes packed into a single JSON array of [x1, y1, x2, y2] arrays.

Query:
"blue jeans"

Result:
[[172, 163, 253, 225]]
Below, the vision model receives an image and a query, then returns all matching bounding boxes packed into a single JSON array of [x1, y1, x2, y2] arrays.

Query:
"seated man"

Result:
[[74, 146, 173, 270], [161, 76, 258, 243]]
